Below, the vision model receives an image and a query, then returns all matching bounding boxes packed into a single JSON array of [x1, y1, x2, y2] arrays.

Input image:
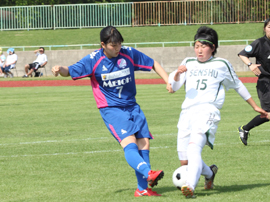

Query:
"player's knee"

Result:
[[137, 138, 150, 150]]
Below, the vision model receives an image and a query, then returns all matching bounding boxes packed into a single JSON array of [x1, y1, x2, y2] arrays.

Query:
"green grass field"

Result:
[[1, 83, 270, 202], [0, 23, 264, 49]]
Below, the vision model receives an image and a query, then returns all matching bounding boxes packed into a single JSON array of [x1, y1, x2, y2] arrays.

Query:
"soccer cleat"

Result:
[[238, 125, 249, 146], [147, 170, 164, 187], [204, 164, 218, 189], [134, 188, 161, 197], [22, 75, 28, 78], [181, 185, 196, 198]]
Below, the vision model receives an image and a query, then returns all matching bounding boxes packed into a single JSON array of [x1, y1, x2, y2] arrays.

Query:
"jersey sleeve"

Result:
[[68, 54, 94, 80], [126, 46, 154, 71], [44, 54, 48, 62], [13, 54, 18, 62], [168, 57, 189, 91], [221, 59, 243, 90], [238, 40, 259, 58]]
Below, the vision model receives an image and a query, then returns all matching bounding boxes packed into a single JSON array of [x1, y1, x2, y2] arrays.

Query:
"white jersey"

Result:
[[33, 53, 47, 66], [6, 54, 17, 68], [169, 57, 244, 109]]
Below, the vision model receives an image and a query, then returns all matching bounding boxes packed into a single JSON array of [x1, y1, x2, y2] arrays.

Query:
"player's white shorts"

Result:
[[177, 104, 221, 157]]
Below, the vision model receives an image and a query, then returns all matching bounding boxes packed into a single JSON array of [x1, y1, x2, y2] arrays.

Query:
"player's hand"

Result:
[[249, 64, 261, 76], [176, 65, 187, 74], [167, 83, 175, 93], [51, 65, 61, 77], [254, 106, 268, 118]]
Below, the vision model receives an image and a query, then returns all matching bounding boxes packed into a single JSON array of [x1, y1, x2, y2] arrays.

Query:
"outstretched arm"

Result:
[[246, 97, 267, 118], [51, 65, 70, 77], [152, 60, 171, 92], [235, 84, 267, 118], [152, 60, 168, 83]]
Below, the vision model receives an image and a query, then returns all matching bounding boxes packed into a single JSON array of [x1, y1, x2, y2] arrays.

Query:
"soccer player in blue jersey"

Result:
[[52, 26, 169, 197]]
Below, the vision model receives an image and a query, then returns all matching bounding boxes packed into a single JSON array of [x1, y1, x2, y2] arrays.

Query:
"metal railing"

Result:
[[0, 5, 53, 30], [0, 39, 255, 51], [54, 3, 132, 29], [133, 0, 269, 26], [0, 3, 132, 30], [0, 1, 269, 31]]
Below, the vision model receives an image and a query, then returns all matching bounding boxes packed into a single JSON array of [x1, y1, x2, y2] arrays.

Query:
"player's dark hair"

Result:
[[263, 18, 270, 35], [40, 47, 45, 52], [100, 26, 124, 45], [194, 26, 218, 56], [264, 18, 270, 28]]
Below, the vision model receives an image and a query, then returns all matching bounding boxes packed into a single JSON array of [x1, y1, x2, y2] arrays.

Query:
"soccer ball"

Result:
[[172, 165, 188, 190]]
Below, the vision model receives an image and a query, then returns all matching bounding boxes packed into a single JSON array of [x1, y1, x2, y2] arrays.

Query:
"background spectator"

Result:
[[23, 47, 48, 78], [2, 48, 17, 78]]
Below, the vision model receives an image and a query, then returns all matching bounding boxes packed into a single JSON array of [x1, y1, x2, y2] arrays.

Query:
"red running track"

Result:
[[0, 77, 258, 88]]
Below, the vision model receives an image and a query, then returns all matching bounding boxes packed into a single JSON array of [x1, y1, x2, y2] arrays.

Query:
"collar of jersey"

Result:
[[197, 56, 214, 63]]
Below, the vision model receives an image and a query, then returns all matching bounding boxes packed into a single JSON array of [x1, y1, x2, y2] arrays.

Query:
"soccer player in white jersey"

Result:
[[168, 26, 267, 198], [52, 26, 169, 197]]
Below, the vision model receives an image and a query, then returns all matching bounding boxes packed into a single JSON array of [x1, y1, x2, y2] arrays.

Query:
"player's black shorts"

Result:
[[28, 62, 40, 72], [257, 77, 270, 111]]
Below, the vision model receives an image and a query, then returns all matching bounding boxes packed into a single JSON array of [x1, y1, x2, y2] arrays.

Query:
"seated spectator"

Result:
[[23, 47, 48, 78], [0, 48, 6, 77], [2, 48, 17, 78]]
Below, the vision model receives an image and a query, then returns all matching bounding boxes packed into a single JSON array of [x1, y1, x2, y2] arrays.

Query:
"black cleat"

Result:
[[238, 125, 249, 146]]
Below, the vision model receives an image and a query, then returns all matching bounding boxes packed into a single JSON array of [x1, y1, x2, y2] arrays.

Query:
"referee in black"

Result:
[[237, 18, 270, 145]]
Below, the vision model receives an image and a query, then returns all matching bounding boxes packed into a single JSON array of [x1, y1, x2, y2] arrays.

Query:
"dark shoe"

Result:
[[238, 125, 249, 146], [204, 164, 218, 189]]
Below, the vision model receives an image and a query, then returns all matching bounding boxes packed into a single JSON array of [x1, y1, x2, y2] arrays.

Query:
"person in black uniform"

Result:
[[237, 18, 270, 145]]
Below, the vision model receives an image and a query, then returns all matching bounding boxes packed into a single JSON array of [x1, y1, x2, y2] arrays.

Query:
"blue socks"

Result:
[[124, 143, 151, 191], [139, 150, 150, 168], [135, 150, 151, 191], [124, 143, 150, 177]]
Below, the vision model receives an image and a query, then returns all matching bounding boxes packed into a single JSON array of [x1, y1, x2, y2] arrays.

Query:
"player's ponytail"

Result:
[[194, 26, 218, 56]]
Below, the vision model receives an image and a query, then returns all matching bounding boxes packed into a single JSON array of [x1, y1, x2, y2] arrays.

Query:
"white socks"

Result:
[[201, 160, 213, 179], [186, 143, 203, 190]]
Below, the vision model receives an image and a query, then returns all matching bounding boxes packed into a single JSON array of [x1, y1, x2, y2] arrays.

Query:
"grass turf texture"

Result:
[[0, 23, 264, 49], [1, 84, 270, 201]]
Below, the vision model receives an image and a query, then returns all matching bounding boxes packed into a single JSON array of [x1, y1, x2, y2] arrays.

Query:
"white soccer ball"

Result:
[[172, 165, 188, 190]]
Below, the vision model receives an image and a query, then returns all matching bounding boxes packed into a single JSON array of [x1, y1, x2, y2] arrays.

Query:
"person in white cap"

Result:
[[2, 48, 17, 78]]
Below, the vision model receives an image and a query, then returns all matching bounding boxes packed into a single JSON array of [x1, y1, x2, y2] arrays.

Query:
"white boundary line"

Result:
[[1, 131, 270, 158], [2, 129, 270, 146]]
